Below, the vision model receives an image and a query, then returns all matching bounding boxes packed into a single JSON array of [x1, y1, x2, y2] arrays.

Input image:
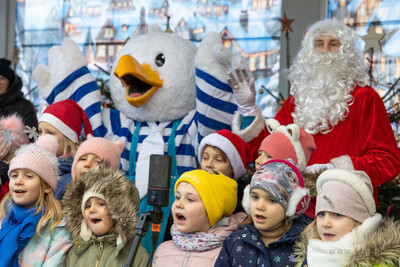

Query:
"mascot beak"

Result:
[[114, 55, 163, 107]]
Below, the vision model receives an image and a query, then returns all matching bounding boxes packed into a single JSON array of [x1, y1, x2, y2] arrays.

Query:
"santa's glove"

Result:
[[305, 163, 335, 175], [228, 68, 257, 116]]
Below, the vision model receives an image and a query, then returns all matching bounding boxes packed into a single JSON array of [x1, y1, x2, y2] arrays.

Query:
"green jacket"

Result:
[[65, 234, 149, 267]]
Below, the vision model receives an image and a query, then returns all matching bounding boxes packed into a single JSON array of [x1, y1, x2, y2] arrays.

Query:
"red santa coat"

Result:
[[247, 85, 400, 218]]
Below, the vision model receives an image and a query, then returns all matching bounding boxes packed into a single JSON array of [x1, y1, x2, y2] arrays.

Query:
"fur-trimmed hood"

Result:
[[62, 164, 140, 246], [294, 214, 400, 267]]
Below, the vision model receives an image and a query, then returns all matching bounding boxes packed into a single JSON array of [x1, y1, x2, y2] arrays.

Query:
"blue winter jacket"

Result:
[[54, 156, 73, 200], [215, 214, 308, 267]]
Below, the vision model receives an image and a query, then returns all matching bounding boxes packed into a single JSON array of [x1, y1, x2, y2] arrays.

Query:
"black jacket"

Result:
[[0, 75, 38, 131]]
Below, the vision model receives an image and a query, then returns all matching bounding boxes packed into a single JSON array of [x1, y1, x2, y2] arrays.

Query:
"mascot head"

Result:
[[111, 28, 197, 122]]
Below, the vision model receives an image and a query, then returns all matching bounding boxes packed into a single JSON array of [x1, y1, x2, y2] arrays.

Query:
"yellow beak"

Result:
[[114, 55, 163, 107]]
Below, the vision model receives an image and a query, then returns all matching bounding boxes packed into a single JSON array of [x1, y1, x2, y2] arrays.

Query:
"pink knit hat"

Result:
[[259, 119, 316, 171], [198, 129, 251, 180], [0, 114, 30, 160], [316, 169, 376, 223], [39, 100, 93, 143], [71, 134, 125, 178], [8, 134, 60, 191]]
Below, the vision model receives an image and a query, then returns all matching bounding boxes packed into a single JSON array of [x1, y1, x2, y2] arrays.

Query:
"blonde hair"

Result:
[[0, 179, 62, 237], [301, 219, 321, 240], [62, 135, 79, 157]]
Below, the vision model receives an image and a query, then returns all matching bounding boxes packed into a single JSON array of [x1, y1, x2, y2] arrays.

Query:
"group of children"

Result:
[[0, 99, 399, 266]]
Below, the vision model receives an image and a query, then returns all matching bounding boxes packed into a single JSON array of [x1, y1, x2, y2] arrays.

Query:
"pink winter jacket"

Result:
[[152, 212, 247, 267]]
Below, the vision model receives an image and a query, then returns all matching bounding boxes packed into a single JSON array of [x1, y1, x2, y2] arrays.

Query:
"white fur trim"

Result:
[[241, 185, 251, 214], [81, 188, 106, 215], [39, 113, 78, 143], [317, 169, 376, 215], [231, 108, 264, 142], [198, 132, 244, 180], [80, 220, 92, 241], [286, 187, 309, 218], [330, 155, 354, 170], [275, 123, 307, 171]]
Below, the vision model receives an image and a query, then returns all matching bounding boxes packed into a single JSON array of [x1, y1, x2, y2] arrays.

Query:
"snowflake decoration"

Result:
[[288, 254, 295, 262], [273, 255, 281, 263], [0, 128, 15, 146], [236, 245, 243, 252], [24, 126, 39, 141]]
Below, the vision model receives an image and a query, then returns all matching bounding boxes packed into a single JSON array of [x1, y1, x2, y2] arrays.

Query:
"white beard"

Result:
[[290, 53, 355, 135]]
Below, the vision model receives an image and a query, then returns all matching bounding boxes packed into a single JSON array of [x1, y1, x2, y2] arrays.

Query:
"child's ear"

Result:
[[44, 184, 52, 194]]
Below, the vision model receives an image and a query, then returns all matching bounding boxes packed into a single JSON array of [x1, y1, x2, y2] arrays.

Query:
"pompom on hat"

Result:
[[0, 114, 29, 160], [175, 169, 238, 227], [242, 159, 310, 218], [8, 134, 60, 191], [39, 100, 93, 143], [315, 169, 376, 223], [259, 119, 316, 171], [198, 129, 251, 180], [71, 134, 125, 179], [0, 58, 15, 82]]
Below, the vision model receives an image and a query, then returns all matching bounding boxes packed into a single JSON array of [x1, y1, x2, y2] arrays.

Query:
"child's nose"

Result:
[[322, 217, 332, 227]]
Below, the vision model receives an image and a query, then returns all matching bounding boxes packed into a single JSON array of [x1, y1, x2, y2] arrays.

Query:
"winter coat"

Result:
[[0, 75, 38, 130], [152, 212, 247, 267], [0, 161, 9, 201], [54, 156, 73, 200], [65, 234, 148, 267], [19, 219, 71, 267], [215, 214, 308, 267], [294, 214, 400, 267], [62, 164, 149, 266]]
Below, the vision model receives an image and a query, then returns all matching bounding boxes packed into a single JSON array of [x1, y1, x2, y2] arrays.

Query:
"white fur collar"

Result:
[[307, 213, 382, 267]]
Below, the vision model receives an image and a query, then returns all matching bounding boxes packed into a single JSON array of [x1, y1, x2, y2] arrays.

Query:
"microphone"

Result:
[[147, 154, 172, 208]]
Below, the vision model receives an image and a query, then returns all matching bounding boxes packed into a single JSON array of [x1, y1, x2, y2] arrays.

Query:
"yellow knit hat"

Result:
[[174, 169, 238, 227]]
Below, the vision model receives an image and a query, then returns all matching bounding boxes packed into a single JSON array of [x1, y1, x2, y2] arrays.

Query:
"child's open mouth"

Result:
[[91, 218, 102, 224], [175, 213, 186, 223], [14, 189, 26, 194], [255, 214, 266, 223], [323, 233, 336, 240]]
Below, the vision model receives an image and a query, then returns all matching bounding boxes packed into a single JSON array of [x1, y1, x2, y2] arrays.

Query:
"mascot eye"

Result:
[[155, 53, 165, 67]]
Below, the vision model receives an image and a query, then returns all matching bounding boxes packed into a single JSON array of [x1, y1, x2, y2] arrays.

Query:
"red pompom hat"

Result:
[[39, 100, 93, 143]]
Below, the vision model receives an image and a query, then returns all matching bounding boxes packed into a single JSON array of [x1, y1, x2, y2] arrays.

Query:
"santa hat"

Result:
[[259, 119, 316, 171], [0, 114, 29, 160], [9, 134, 60, 191], [198, 129, 251, 180], [316, 169, 376, 223], [242, 159, 310, 218], [71, 134, 125, 179], [39, 100, 92, 143]]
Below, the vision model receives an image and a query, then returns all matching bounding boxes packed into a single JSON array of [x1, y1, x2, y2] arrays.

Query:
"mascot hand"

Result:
[[32, 39, 88, 99], [305, 163, 335, 174], [228, 68, 257, 116], [195, 32, 232, 82]]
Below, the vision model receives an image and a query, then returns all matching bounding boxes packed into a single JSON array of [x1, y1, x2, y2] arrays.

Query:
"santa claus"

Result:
[[230, 19, 400, 219]]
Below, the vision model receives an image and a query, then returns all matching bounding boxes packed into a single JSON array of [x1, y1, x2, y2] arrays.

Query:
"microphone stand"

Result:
[[123, 207, 163, 267]]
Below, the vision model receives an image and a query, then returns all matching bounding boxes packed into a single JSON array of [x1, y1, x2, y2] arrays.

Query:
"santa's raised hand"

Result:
[[228, 68, 257, 117]]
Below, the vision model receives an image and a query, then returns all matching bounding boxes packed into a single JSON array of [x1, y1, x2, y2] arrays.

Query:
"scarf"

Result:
[[0, 201, 44, 267], [171, 230, 225, 252]]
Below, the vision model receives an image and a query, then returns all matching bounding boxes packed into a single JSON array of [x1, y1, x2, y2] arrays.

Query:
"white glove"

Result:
[[227, 68, 257, 116], [305, 163, 335, 174]]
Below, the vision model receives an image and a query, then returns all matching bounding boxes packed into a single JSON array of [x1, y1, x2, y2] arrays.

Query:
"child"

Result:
[[152, 169, 247, 266], [294, 169, 400, 267], [215, 159, 310, 266], [62, 164, 149, 266], [198, 129, 251, 213], [0, 134, 71, 266], [0, 114, 30, 200], [38, 99, 93, 199], [198, 129, 251, 180], [255, 119, 316, 171], [71, 134, 124, 182]]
